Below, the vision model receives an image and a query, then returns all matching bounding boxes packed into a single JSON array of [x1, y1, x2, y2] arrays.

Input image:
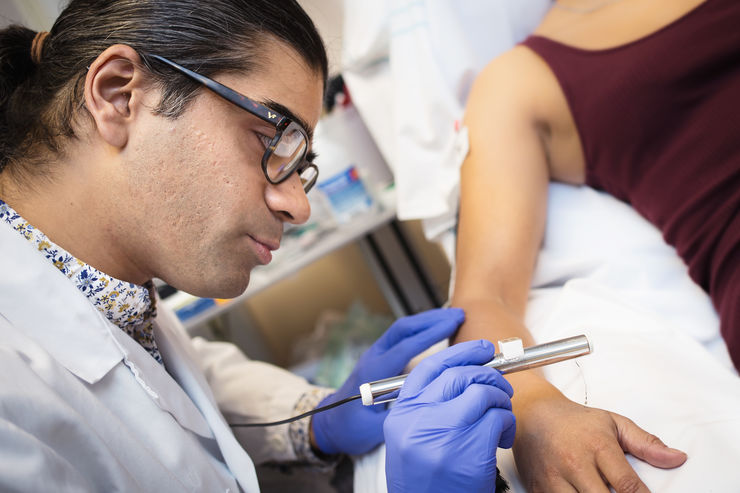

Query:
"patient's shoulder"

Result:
[[468, 46, 588, 183], [475, 45, 553, 94], [470, 45, 567, 124]]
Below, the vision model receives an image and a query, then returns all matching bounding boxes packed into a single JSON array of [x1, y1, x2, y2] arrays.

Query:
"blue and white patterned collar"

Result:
[[0, 199, 162, 364]]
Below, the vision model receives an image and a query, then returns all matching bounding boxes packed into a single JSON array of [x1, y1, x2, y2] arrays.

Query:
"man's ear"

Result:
[[84, 44, 151, 149]]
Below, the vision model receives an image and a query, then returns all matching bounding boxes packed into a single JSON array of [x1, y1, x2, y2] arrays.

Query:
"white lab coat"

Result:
[[0, 222, 326, 492]]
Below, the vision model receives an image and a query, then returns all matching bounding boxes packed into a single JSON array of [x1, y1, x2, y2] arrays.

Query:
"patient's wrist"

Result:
[[508, 372, 562, 407], [450, 299, 534, 346]]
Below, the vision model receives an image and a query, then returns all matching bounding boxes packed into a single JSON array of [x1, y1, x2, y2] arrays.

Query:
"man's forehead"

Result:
[[252, 41, 324, 133]]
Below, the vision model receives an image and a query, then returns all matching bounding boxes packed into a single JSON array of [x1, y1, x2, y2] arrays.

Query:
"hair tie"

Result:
[[31, 31, 50, 64]]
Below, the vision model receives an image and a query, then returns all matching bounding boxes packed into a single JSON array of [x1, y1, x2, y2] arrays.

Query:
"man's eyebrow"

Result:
[[262, 99, 314, 140]]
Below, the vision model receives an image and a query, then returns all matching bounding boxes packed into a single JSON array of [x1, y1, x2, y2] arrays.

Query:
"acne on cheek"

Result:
[[185, 121, 255, 189], [190, 127, 216, 154]]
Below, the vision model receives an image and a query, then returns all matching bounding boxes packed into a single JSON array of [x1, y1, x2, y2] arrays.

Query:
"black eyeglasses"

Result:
[[147, 54, 318, 193]]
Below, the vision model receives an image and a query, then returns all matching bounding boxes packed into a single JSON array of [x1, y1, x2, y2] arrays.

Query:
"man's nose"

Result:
[[265, 173, 311, 224]]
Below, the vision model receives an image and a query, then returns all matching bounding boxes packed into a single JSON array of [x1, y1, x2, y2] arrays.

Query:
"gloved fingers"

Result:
[[364, 314, 462, 380], [313, 403, 390, 456], [472, 407, 517, 452], [490, 408, 516, 449], [359, 406, 390, 431], [343, 408, 389, 455], [388, 315, 464, 366], [344, 310, 464, 394], [435, 381, 513, 427], [401, 340, 496, 397], [374, 308, 464, 351], [417, 365, 513, 403]]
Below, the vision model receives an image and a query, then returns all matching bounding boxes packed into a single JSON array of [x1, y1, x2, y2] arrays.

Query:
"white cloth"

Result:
[[342, 0, 550, 231], [354, 184, 740, 492], [0, 221, 325, 492]]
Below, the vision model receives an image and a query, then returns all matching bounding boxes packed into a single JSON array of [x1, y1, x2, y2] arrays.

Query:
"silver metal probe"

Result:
[[359, 334, 592, 406]]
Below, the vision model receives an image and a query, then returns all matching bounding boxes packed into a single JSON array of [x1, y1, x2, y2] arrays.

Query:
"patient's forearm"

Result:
[[451, 294, 534, 345]]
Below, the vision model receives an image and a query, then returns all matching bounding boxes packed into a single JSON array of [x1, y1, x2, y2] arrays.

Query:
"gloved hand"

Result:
[[384, 340, 516, 493], [311, 307, 465, 456]]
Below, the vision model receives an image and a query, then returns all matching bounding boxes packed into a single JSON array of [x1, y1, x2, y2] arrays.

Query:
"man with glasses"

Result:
[[146, 55, 319, 194], [0, 1, 516, 491]]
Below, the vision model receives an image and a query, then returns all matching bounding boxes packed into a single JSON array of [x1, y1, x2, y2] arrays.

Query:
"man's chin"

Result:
[[217, 275, 251, 299], [206, 272, 251, 299], [167, 271, 251, 300]]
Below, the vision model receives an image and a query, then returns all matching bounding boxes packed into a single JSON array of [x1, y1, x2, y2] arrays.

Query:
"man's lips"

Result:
[[247, 235, 280, 265], [250, 235, 280, 251]]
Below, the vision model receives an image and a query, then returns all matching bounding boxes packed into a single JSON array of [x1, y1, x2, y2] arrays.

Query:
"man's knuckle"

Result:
[[643, 433, 663, 447], [527, 475, 551, 493], [559, 451, 581, 472], [543, 463, 563, 483], [591, 438, 614, 459], [613, 474, 643, 493]]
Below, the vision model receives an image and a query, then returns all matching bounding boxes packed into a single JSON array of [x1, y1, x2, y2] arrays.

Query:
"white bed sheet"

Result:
[[354, 183, 740, 492]]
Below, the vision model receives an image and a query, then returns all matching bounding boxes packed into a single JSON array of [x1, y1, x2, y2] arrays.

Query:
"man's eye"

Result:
[[256, 133, 272, 150]]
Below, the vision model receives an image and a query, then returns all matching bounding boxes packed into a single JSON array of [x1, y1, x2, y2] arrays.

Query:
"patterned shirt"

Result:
[[0, 199, 162, 364]]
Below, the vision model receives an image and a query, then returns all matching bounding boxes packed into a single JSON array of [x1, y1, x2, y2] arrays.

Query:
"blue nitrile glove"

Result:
[[384, 340, 516, 493], [311, 307, 465, 456]]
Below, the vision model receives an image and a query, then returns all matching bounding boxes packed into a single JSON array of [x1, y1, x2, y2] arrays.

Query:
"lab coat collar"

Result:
[[0, 222, 215, 439], [106, 313, 215, 438], [0, 222, 122, 384]]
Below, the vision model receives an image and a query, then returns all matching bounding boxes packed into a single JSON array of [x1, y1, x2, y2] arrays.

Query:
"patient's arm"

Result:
[[451, 47, 686, 492]]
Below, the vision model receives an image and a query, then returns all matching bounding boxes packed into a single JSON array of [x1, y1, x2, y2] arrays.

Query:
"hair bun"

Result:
[[30, 31, 50, 64]]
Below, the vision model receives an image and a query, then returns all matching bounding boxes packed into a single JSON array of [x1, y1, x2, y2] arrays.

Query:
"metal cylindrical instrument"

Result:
[[359, 334, 591, 406]]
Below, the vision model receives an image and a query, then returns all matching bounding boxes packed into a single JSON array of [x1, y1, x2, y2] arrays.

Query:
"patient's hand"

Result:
[[512, 379, 687, 492], [451, 302, 686, 490]]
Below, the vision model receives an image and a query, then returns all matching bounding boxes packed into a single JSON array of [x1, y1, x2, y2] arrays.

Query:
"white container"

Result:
[[314, 107, 377, 224]]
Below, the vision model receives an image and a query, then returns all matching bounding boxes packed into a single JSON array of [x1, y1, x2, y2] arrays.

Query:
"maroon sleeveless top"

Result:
[[522, 0, 740, 368]]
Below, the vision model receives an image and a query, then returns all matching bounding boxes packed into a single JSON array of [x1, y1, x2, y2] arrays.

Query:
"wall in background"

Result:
[[0, 0, 58, 30], [297, 0, 345, 76]]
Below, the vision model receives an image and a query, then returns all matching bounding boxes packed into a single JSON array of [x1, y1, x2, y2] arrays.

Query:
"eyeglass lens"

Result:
[[265, 121, 317, 192], [298, 165, 318, 192], [266, 125, 307, 181]]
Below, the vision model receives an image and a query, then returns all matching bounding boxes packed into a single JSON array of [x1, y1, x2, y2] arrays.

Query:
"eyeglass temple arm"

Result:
[[146, 54, 287, 127]]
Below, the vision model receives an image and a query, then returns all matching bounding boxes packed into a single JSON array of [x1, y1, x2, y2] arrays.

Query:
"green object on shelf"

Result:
[[313, 301, 393, 389]]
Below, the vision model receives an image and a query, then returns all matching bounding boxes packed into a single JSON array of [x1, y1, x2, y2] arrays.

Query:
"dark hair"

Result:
[[0, 0, 328, 174]]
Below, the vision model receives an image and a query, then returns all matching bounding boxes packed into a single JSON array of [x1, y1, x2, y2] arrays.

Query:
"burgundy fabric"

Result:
[[522, 0, 740, 368]]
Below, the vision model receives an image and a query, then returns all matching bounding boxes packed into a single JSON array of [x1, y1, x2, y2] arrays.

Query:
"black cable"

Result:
[[229, 394, 362, 428]]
